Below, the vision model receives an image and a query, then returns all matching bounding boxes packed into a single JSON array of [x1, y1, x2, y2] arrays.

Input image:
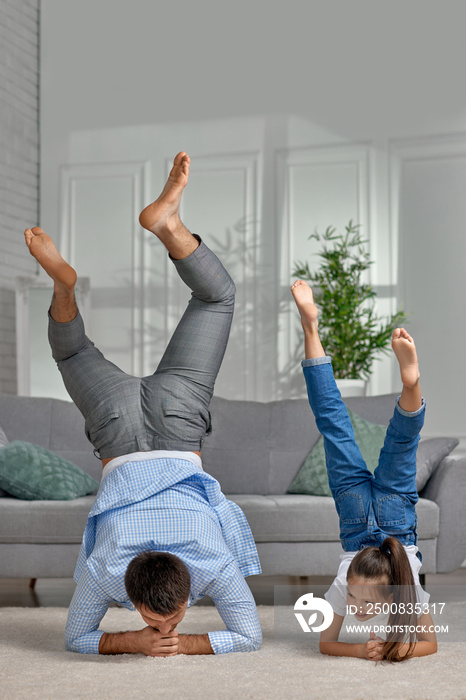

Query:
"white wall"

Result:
[[37, 0, 466, 436], [394, 136, 466, 437], [0, 0, 39, 394]]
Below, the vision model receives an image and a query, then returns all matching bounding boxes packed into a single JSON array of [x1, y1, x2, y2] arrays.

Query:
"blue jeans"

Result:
[[302, 357, 425, 552]]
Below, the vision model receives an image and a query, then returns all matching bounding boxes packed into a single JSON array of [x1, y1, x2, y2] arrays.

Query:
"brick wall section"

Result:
[[0, 0, 40, 393]]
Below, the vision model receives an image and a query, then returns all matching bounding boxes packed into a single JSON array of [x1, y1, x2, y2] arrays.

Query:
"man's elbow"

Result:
[[247, 629, 262, 652], [234, 629, 262, 653], [64, 631, 77, 652], [64, 629, 87, 654], [251, 634, 262, 652]]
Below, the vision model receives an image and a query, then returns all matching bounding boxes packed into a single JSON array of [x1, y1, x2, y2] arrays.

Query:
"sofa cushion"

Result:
[[0, 424, 11, 497], [287, 409, 387, 497], [203, 397, 321, 494], [0, 419, 10, 498], [0, 493, 438, 545], [287, 408, 459, 497], [0, 394, 100, 481], [0, 423, 8, 447], [202, 397, 273, 494], [203, 395, 403, 495], [268, 399, 321, 493], [0, 441, 99, 500], [228, 494, 439, 542], [416, 437, 459, 490], [0, 495, 96, 543], [230, 494, 340, 542]]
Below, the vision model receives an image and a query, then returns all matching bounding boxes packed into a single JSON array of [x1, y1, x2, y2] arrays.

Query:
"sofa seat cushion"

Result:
[[228, 495, 440, 543], [0, 493, 439, 546], [0, 496, 96, 544], [229, 494, 341, 542]]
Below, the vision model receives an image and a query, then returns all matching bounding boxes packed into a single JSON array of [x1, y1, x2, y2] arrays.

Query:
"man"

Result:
[[24, 152, 262, 656]]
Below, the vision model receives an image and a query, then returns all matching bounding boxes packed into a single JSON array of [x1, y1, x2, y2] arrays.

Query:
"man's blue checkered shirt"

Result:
[[65, 454, 262, 655]]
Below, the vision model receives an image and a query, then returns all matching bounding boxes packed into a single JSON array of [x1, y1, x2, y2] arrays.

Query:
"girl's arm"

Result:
[[319, 614, 384, 660], [320, 612, 438, 661], [397, 612, 438, 659]]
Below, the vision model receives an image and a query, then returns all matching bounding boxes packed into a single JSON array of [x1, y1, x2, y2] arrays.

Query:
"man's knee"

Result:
[[216, 277, 236, 304], [48, 312, 94, 363], [195, 276, 236, 305]]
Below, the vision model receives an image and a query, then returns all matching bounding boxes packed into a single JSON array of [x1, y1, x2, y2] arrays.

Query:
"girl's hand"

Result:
[[364, 631, 385, 661]]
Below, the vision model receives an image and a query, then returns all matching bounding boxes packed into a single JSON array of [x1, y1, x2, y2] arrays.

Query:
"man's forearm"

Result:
[[99, 630, 144, 655], [178, 634, 213, 655], [99, 630, 213, 656]]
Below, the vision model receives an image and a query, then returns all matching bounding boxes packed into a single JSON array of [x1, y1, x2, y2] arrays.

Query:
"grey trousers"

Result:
[[48, 236, 236, 460]]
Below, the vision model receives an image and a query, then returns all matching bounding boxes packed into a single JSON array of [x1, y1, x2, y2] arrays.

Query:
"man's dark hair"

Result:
[[125, 551, 191, 615]]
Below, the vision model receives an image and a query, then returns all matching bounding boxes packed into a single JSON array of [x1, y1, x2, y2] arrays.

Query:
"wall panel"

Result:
[[276, 144, 371, 397], [390, 135, 466, 436], [60, 161, 149, 376]]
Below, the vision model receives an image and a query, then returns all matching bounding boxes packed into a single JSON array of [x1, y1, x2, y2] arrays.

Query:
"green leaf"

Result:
[[291, 220, 409, 379]]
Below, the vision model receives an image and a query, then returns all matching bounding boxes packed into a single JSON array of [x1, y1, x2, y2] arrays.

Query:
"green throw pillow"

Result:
[[0, 441, 99, 500], [287, 409, 387, 497]]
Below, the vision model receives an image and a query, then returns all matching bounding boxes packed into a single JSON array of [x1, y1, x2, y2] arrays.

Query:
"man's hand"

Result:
[[363, 632, 385, 661], [99, 627, 178, 656], [137, 627, 179, 657], [99, 628, 213, 656]]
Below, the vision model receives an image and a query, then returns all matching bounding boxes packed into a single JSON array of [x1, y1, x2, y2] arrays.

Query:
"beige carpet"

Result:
[[1, 605, 466, 700]]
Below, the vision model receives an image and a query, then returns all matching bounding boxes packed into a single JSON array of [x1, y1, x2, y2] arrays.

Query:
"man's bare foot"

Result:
[[139, 152, 190, 237], [392, 328, 420, 388], [24, 227, 77, 290], [291, 280, 319, 332]]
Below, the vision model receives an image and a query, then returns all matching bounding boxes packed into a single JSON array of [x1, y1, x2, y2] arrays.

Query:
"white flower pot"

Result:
[[335, 378, 367, 397]]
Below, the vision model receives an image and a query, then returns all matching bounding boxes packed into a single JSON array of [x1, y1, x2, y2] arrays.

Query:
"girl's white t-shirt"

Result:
[[325, 545, 430, 620]]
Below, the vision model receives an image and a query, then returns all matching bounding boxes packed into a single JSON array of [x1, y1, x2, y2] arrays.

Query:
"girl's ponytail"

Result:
[[379, 537, 414, 587], [379, 537, 417, 662]]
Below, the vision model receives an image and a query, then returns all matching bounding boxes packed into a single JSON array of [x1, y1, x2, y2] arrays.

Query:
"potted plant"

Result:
[[292, 221, 406, 395]]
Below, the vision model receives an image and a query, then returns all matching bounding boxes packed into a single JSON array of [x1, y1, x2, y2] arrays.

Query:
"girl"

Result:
[[290, 280, 438, 662]]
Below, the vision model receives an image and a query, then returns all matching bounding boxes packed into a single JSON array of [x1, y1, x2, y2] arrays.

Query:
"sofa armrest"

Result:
[[419, 455, 466, 573]]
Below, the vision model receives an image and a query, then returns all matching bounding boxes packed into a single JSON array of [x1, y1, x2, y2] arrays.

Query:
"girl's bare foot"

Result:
[[139, 152, 190, 237], [291, 280, 319, 331], [24, 227, 77, 290], [392, 328, 420, 388]]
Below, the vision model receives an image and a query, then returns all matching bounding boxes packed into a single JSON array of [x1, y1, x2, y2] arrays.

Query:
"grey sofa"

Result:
[[1, 391, 465, 580]]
